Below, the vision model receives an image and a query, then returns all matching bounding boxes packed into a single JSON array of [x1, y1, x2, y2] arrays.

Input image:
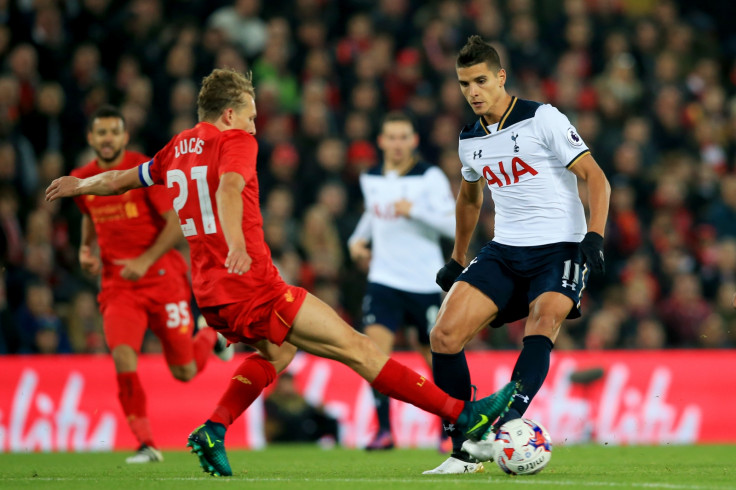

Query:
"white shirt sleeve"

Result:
[[348, 210, 372, 246], [349, 174, 373, 245], [460, 159, 482, 182], [459, 137, 483, 182], [408, 167, 456, 238], [535, 104, 590, 167]]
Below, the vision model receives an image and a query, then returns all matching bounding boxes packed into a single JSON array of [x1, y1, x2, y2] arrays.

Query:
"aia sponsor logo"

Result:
[[482, 157, 538, 188], [370, 203, 403, 219]]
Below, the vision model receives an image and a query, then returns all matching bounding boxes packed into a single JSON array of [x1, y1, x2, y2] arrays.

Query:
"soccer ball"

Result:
[[492, 418, 552, 475]]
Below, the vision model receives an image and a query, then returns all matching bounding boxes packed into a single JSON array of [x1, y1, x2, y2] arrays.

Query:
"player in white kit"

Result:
[[423, 36, 610, 474], [349, 112, 455, 450]]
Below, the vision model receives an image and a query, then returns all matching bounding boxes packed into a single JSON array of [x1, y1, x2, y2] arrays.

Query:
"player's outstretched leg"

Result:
[[187, 421, 232, 477], [460, 388, 523, 464], [456, 381, 517, 441], [422, 381, 516, 474]]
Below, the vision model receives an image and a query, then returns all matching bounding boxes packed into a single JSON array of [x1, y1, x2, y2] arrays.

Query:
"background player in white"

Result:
[[349, 112, 455, 450], [424, 35, 610, 474]]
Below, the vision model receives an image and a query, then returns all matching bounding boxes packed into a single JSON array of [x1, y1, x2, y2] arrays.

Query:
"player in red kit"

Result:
[[72, 106, 232, 464], [47, 69, 517, 477]]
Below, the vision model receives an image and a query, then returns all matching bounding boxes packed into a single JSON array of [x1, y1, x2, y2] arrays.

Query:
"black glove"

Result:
[[436, 259, 465, 292], [580, 231, 605, 275]]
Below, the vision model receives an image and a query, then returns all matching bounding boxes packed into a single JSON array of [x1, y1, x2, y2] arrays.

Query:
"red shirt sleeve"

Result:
[[148, 142, 172, 186], [218, 130, 258, 182]]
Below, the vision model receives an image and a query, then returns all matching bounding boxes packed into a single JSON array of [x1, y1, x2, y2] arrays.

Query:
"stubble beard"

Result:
[[95, 147, 123, 165]]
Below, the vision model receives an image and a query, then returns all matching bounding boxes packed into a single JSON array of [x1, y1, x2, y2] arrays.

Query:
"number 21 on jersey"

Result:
[[167, 166, 216, 237]]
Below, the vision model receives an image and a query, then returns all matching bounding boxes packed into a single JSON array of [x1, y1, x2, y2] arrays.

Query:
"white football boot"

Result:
[[125, 444, 163, 464], [422, 455, 484, 474], [461, 430, 496, 462]]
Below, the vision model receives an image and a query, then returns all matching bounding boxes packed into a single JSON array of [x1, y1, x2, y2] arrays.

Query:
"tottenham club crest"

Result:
[[566, 127, 583, 147], [511, 132, 520, 153]]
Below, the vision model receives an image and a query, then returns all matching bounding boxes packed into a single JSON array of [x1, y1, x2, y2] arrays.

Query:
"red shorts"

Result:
[[200, 281, 307, 346], [99, 275, 195, 366]]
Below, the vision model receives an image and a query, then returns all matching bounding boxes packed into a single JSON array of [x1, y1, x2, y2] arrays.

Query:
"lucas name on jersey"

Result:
[[174, 137, 204, 158]]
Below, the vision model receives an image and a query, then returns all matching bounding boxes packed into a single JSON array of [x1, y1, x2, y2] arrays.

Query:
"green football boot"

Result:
[[186, 421, 232, 477], [459, 381, 518, 441]]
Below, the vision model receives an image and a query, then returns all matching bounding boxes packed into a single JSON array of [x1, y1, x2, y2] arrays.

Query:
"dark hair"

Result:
[[456, 35, 502, 71], [380, 111, 417, 133], [87, 105, 125, 131]]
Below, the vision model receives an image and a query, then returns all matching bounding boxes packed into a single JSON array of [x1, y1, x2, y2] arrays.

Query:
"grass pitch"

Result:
[[0, 444, 733, 490]]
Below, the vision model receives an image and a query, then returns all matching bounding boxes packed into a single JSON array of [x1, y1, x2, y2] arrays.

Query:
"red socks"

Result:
[[370, 358, 464, 423], [117, 372, 154, 447], [192, 327, 217, 372], [209, 354, 277, 427]]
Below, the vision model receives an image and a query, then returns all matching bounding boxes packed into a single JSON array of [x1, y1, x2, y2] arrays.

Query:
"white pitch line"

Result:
[[2, 477, 727, 489]]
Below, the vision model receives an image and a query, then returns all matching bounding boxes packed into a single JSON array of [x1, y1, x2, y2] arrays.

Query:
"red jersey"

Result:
[[72, 151, 188, 290], [140, 122, 281, 307]]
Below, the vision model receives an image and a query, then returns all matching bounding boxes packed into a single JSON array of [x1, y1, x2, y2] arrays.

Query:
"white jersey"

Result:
[[458, 97, 589, 246], [349, 161, 455, 293]]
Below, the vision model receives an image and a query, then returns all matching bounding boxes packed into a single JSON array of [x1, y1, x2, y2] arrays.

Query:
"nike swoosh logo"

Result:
[[468, 414, 488, 433], [205, 432, 215, 448]]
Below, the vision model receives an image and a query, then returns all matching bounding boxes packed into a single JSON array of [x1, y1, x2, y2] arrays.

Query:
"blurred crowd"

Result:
[[1, 0, 736, 355]]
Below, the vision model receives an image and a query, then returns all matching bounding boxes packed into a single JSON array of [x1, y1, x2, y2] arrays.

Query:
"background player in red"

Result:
[[47, 69, 517, 477], [72, 106, 232, 464]]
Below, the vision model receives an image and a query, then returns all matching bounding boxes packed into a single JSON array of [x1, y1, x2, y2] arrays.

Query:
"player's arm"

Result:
[[450, 178, 484, 266], [348, 211, 372, 271], [399, 169, 456, 238], [568, 154, 610, 237], [115, 210, 184, 281], [216, 171, 251, 274], [79, 214, 101, 276], [46, 168, 143, 202]]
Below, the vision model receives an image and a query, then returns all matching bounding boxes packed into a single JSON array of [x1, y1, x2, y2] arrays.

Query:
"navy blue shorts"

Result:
[[458, 241, 587, 327], [361, 283, 442, 345]]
